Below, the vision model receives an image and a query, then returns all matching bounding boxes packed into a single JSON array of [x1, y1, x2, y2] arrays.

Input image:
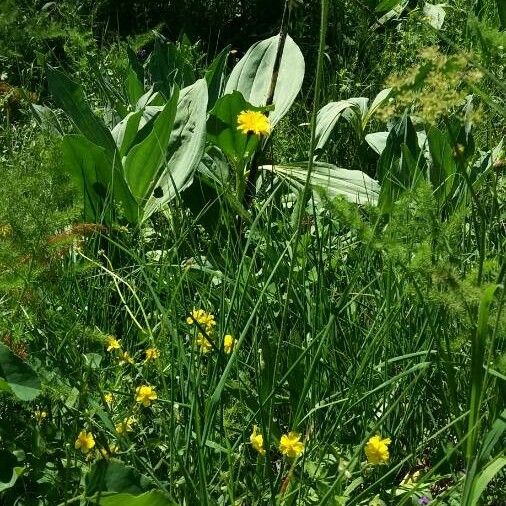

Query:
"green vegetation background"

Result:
[[0, 0, 505, 505]]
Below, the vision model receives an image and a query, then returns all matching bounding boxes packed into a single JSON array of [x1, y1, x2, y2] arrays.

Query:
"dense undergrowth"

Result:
[[0, 0, 505, 505]]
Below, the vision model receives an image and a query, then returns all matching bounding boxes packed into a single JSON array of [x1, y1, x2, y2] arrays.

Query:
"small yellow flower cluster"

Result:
[[187, 308, 236, 354], [33, 409, 47, 423], [104, 392, 114, 407], [237, 110, 271, 136], [249, 426, 305, 458], [364, 435, 391, 465], [186, 308, 216, 332], [105, 336, 134, 366]]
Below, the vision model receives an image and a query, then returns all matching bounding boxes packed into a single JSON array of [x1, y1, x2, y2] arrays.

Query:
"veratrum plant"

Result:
[[201, 33, 380, 213], [45, 65, 208, 225]]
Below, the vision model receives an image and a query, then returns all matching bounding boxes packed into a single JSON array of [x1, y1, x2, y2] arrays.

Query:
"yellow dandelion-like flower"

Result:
[[104, 392, 114, 407], [279, 431, 304, 458], [118, 351, 134, 365], [33, 409, 47, 423], [250, 425, 265, 456], [115, 416, 136, 435], [364, 435, 391, 465], [223, 334, 236, 354], [135, 385, 157, 407], [106, 336, 121, 352], [144, 347, 160, 362], [237, 110, 271, 136], [196, 332, 213, 353], [74, 430, 96, 454]]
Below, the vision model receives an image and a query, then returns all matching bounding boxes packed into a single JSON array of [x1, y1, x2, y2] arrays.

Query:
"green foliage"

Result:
[[0, 0, 505, 504]]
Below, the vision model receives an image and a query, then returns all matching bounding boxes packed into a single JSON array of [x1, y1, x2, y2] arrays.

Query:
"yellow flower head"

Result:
[[187, 308, 216, 333], [135, 385, 157, 407], [196, 332, 213, 353], [75, 430, 95, 454], [118, 351, 134, 365], [144, 347, 160, 362], [115, 416, 136, 435], [279, 431, 304, 458], [34, 409, 47, 423], [365, 435, 391, 465], [106, 336, 121, 352], [237, 110, 271, 136], [250, 425, 266, 455], [223, 334, 236, 354], [104, 392, 114, 407]]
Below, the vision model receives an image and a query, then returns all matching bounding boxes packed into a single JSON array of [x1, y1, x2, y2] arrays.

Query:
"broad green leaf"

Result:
[[225, 34, 305, 127], [365, 132, 389, 155], [62, 135, 109, 222], [260, 162, 380, 205], [316, 89, 391, 151], [364, 88, 392, 125], [125, 47, 145, 105], [149, 34, 196, 99], [91, 491, 176, 506], [144, 79, 208, 219], [62, 135, 139, 224], [378, 113, 419, 212], [373, 0, 409, 28], [207, 91, 263, 165], [31, 104, 62, 134], [124, 90, 179, 202], [111, 111, 143, 157], [0, 450, 24, 492], [375, 0, 402, 13], [205, 45, 230, 110], [423, 3, 446, 30], [0, 343, 40, 401], [426, 125, 456, 196], [315, 100, 356, 151], [86, 459, 145, 496], [46, 66, 117, 157]]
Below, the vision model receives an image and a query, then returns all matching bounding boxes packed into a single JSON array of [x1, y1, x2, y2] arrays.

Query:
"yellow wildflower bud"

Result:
[[33, 409, 47, 423], [223, 334, 236, 354], [250, 425, 265, 456]]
